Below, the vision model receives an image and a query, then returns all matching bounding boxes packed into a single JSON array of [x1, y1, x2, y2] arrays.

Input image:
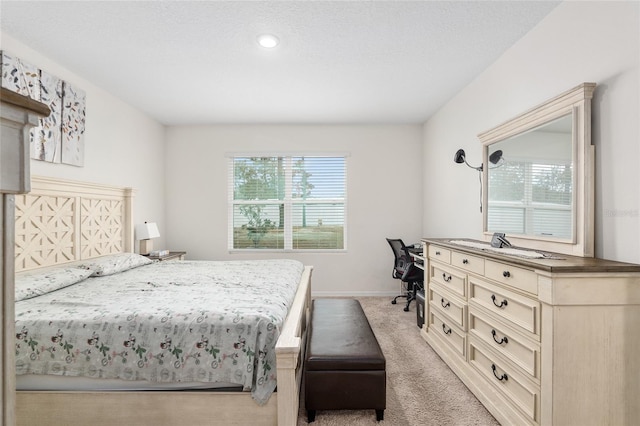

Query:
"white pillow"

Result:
[[15, 267, 94, 302], [78, 252, 154, 276]]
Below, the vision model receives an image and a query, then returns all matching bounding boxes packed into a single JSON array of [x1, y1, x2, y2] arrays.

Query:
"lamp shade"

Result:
[[135, 222, 160, 240]]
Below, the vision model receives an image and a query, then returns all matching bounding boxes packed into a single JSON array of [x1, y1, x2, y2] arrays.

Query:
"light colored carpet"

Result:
[[296, 297, 499, 426]]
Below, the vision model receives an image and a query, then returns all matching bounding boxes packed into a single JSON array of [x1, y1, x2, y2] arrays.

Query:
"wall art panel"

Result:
[[61, 82, 86, 167], [32, 70, 63, 163], [0, 50, 40, 100]]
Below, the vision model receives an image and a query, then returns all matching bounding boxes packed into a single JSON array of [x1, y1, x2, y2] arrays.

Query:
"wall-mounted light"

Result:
[[453, 148, 504, 212], [454, 149, 481, 171], [489, 150, 504, 166], [453, 148, 503, 171], [135, 221, 160, 255]]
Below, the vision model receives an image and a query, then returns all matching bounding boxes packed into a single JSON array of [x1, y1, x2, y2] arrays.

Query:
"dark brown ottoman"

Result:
[[304, 298, 386, 422]]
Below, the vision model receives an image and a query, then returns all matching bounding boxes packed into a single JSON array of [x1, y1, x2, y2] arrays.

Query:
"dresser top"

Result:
[[423, 238, 640, 273]]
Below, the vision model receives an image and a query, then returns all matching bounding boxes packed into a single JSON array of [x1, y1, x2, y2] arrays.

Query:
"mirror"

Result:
[[478, 83, 596, 257], [487, 114, 573, 239]]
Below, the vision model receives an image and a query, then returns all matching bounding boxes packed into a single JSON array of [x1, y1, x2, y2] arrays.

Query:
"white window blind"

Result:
[[488, 160, 573, 239], [228, 155, 347, 250]]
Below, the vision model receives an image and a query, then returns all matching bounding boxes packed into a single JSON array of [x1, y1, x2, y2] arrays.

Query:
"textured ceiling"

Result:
[[0, 1, 560, 125]]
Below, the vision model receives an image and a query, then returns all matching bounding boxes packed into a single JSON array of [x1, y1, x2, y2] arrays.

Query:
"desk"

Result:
[[409, 247, 425, 269]]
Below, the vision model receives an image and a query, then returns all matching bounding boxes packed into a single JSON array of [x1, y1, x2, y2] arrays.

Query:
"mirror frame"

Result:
[[478, 82, 596, 257]]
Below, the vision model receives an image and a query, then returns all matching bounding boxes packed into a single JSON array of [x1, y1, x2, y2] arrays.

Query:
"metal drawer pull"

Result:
[[503, 270, 511, 278], [442, 273, 452, 282], [435, 251, 441, 255], [441, 298, 450, 308], [491, 329, 509, 345], [492, 364, 508, 381], [491, 294, 508, 308], [442, 324, 452, 335], [462, 259, 469, 264]]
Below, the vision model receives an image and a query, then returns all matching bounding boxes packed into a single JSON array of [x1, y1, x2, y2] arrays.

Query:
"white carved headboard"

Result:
[[14, 176, 134, 272]]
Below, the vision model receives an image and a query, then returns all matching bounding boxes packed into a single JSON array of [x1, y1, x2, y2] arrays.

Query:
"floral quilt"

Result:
[[15, 259, 304, 405]]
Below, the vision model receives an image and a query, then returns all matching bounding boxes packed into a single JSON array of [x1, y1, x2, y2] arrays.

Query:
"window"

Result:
[[488, 159, 573, 238], [228, 155, 347, 250]]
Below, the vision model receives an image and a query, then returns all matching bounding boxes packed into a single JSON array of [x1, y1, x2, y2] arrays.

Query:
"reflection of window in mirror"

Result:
[[487, 114, 573, 239]]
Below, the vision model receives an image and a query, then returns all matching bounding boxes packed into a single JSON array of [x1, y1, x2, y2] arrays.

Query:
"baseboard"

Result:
[[311, 291, 397, 298]]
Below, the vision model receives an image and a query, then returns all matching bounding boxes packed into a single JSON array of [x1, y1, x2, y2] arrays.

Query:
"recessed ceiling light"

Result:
[[257, 34, 279, 49]]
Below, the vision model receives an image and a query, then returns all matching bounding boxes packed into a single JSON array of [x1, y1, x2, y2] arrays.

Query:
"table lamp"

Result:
[[136, 222, 160, 255]]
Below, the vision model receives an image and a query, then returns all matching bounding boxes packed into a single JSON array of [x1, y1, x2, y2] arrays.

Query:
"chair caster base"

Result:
[[391, 300, 397, 305], [403, 306, 409, 312]]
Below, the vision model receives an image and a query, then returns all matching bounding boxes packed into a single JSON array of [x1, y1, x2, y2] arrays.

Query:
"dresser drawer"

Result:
[[469, 339, 540, 423], [428, 245, 451, 264], [485, 259, 538, 295], [429, 283, 466, 330], [469, 277, 540, 338], [469, 308, 540, 380], [431, 263, 466, 298], [451, 251, 485, 275], [428, 310, 466, 360]]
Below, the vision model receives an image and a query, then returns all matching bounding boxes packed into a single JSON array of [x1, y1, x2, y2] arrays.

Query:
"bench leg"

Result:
[[376, 409, 384, 421], [307, 410, 316, 423]]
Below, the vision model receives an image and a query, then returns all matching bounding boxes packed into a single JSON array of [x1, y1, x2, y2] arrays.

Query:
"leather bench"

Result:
[[304, 298, 386, 422]]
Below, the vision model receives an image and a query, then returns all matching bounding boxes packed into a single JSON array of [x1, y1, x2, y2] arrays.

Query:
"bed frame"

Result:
[[13, 176, 313, 426]]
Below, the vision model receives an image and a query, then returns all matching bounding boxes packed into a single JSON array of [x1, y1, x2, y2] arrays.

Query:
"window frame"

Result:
[[227, 152, 348, 253]]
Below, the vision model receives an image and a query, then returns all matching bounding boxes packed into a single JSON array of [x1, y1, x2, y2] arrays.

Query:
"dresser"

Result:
[[418, 238, 640, 426]]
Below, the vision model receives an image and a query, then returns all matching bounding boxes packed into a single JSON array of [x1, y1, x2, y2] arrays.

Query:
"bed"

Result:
[[13, 176, 313, 426]]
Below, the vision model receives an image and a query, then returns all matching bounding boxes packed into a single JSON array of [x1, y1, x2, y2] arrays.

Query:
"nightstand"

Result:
[[147, 251, 186, 262]]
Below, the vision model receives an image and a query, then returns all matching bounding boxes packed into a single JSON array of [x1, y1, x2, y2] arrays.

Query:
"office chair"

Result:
[[386, 238, 424, 312]]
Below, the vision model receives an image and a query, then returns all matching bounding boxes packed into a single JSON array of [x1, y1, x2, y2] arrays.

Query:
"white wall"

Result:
[[423, 1, 640, 263], [1, 33, 167, 250], [165, 125, 423, 296]]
